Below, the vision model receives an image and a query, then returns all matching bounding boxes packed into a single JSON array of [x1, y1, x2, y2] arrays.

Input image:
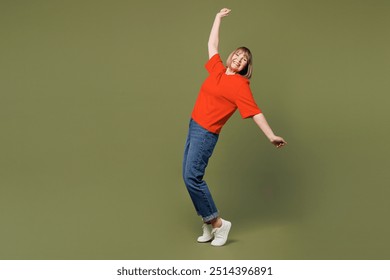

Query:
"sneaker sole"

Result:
[[197, 236, 213, 243]]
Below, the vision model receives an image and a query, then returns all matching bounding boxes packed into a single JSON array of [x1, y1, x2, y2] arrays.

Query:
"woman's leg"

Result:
[[183, 120, 232, 246], [182, 119, 219, 223]]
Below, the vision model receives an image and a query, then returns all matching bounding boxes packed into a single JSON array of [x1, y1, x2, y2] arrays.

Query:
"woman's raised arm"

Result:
[[208, 8, 231, 59]]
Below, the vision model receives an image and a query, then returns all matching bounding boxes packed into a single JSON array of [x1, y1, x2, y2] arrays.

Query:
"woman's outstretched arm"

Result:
[[208, 8, 231, 59], [252, 113, 287, 148]]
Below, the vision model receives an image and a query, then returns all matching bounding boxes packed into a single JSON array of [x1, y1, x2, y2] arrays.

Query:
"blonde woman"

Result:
[[183, 8, 287, 246]]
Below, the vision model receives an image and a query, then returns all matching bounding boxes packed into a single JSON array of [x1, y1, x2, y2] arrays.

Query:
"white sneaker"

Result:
[[197, 224, 213, 242], [211, 219, 231, 246]]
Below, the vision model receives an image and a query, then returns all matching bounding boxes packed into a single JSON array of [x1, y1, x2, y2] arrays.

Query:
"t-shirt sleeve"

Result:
[[205, 54, 226, 74], [236, 81, 262, 119]]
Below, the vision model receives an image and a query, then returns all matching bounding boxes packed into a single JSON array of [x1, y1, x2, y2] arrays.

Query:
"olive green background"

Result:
[[1, 0, 389, 259]]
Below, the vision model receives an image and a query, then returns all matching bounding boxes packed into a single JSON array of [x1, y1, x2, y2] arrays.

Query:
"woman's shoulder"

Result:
[[206, 53, 226, 74]]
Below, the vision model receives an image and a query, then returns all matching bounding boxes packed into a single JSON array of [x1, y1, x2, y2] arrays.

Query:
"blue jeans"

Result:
[[183, 119, 219, 222]]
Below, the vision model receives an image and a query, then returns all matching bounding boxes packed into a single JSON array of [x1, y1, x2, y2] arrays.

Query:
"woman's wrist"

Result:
[[267, 134, 277, 142]]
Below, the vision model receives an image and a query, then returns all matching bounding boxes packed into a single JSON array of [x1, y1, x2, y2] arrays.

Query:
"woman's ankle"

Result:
[[211, 217, 222, 228]]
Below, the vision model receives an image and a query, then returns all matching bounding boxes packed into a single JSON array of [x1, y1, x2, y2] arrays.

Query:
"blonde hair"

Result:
[[226, 47, 253, 79]]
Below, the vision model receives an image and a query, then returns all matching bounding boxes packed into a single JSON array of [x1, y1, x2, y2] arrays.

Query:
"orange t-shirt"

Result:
[[191, 54, 262, 134]]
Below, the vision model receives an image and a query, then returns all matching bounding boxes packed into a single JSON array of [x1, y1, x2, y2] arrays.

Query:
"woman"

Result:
[[182, 8, 287, 247]]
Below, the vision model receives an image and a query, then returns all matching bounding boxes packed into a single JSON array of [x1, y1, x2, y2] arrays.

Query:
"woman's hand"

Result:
[[252, 113, 287, 149], [217, 8, 231, 18], [270, 136, 287, 149]]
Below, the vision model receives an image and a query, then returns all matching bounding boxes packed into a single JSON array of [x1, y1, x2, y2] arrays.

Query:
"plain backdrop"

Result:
[[1, 0, 390, 259]]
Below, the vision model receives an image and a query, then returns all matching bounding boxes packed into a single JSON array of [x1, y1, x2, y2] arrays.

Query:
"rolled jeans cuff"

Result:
[[202, 212, 219, 223]]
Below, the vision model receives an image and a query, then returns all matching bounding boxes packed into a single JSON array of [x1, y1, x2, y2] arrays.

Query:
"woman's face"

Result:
[[229, 50, 248, 73]]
